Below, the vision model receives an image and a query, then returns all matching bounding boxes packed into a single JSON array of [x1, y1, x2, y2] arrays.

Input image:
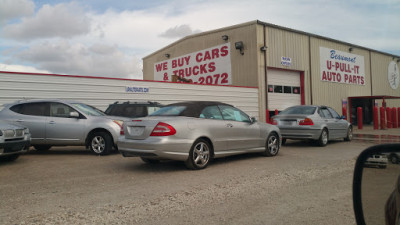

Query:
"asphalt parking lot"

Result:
[[1, 128, 399, 225]]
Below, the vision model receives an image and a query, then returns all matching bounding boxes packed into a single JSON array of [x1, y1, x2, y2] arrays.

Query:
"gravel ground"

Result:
[[0, 140, 375, 224]]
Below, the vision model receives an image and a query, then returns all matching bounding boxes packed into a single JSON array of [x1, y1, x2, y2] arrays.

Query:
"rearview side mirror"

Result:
[[353, 144, 400, 225], [251, 117, 257, 123]]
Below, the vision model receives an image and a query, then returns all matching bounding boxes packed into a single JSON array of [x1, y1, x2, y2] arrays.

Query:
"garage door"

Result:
[[267, 69, 301, 111]]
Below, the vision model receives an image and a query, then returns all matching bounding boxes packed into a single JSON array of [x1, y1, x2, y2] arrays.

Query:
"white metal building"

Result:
[[0, 71, 260, 119]]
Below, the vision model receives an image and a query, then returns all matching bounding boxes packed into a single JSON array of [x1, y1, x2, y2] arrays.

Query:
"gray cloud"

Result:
[[0, 0, 34, 24], [159, 24, 201, 38], [16, 41, 142, 79], [1, 3, 90, 41]]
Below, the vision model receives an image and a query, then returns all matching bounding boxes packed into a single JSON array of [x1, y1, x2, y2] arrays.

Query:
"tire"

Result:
[[141, 157, 160, 164], [89, 132, 112, 155], [281, 138, 287, 145], [344, 126, 353, 141], [390, 154, 399, 164], [262, 133, 280, 157], [33, 145, 52, 151], [184, 139, 211, 170], [317, 129, 328, 147], [1, 154, 20, 162]]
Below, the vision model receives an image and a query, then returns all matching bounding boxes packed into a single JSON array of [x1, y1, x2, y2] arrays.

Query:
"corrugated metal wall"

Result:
[[143, 22, 260, 87], [370, 52, 400, 108], [264, 26, 311, 106], [371, 52, 400, 96], [142, 20, 400, 120], [0, 72, 260, 119]]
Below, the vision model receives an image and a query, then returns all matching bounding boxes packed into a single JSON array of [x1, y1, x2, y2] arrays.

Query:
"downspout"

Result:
[[369, 50, 373, 96], [263, 24, 269, 122], [308, 35, 313, 105]]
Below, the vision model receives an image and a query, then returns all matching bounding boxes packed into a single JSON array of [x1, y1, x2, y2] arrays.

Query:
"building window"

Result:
[[284, 86, 292, 93], [292, 87, 300, 94], [274, 85, 282, 93], [268, 85, 274, 93]]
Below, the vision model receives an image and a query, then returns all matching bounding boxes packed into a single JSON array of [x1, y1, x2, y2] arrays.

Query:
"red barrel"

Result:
[[380, 107, 386, 130], [392, 107, 398, 128], [357, 107, 363, 129], [373, 106, 379, 130], [387, 107, 392, 128], [398, 107, 400, 127], [342, 106, 347, 120]]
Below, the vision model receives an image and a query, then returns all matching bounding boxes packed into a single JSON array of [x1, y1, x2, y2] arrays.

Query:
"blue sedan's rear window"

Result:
[[280, 106, 316, 115], [150, 106, 186, 116]]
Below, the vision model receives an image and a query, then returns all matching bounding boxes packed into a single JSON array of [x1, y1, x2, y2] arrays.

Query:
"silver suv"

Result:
[[0, 99, 124, 155]]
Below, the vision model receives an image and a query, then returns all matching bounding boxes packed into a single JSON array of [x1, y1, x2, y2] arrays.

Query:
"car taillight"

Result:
[[150, 122, 176, 136], [299, 118, 314, 125], [271, 118, 278, 125], [113, 120, 124, 135]]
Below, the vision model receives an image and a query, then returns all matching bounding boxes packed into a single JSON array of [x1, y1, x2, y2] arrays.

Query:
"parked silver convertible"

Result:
[[271, 105, 352, 146], [0, 99, 123, 155], [118, 101, 281, 170]]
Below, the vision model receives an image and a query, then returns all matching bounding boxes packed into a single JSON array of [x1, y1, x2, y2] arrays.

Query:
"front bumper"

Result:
[[118, 136, 193, 161], [0, 139, 30, 156]]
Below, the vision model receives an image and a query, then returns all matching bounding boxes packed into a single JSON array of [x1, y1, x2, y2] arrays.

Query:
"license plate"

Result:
[[128, 126, 145, 136], [280, 121, 295, 126]]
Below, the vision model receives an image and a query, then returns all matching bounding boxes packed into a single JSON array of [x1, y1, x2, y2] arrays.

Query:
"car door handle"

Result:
[[48, 121, 56, 124], [16, 119, 24, 122], [226, 123, 233, 128]]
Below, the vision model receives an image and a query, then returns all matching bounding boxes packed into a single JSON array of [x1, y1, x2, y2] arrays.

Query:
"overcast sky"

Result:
[[0, 0, 399, 79]]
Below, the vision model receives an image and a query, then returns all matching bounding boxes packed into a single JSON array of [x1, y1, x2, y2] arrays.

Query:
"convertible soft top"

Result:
[[165, 101, 233, 118]]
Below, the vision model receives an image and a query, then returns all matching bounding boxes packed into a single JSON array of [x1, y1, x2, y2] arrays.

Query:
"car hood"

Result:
[[0, 120, 25, 129]]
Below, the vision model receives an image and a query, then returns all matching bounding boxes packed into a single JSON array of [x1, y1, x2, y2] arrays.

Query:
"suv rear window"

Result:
[[106, 105, 147, 117], [10, 103, 48, 116], [105, 101, 163, 118]]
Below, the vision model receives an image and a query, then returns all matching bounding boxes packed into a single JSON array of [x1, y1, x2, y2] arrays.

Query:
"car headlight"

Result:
[[0, 130, 3, 136]]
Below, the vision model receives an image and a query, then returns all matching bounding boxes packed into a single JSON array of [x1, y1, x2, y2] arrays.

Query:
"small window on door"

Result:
[[274, 85, 283, 93], [268, 85, 274, 93], [292, 87, 301, 94], [283, 86, 292, 93]]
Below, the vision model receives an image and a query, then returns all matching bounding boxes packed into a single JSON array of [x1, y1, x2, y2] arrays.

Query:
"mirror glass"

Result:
[[362, 151, 400, 225]]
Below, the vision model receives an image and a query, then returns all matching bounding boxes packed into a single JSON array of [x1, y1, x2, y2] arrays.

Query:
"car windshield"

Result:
[[71, 103, 106, 116], [280, 106, 316, 115], [150, 106, 186, 116]]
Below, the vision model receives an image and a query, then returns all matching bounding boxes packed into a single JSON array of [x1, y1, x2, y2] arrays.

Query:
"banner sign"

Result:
[[154, 43, 232, 85], [320, 47, 365, 85]]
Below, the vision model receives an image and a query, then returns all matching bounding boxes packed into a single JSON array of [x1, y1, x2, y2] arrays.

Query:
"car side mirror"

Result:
[[251, 117, 257, 123], [69, 111, 79, 118], [353, 144, 400, 225], [341, 115, 346, 119]]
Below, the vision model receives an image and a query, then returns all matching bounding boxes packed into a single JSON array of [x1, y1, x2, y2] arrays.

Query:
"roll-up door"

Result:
[[267, 69, 301, 111]]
